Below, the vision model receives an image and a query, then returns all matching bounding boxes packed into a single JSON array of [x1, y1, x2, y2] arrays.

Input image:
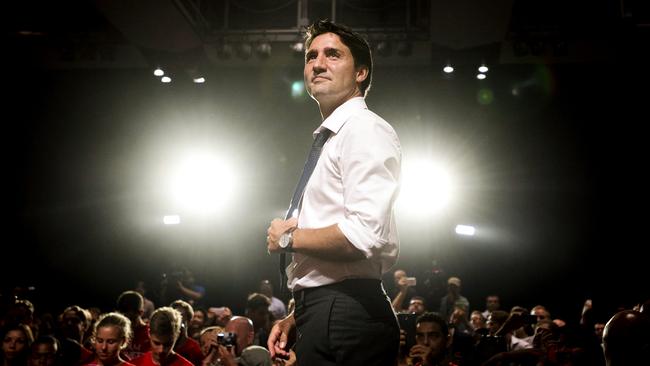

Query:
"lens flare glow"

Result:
[[167, 153, 236, 214], [398, 159, 453, 217]]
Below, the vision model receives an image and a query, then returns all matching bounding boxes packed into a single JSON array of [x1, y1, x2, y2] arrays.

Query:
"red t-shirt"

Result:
[[131, 351, 193, 366], [83, 359, 135, 366], [123, 323, 151, 360], [175, 338, 203, 366]]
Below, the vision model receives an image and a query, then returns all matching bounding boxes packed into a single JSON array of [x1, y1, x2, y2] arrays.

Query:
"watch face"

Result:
[[279, 234, 290, 248]]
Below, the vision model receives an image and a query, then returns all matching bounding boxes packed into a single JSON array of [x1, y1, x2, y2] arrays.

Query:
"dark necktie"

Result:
[[279, 129, 332, 295]]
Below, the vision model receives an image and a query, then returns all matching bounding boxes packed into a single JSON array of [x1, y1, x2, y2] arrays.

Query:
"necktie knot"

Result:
[[313, 129, 332, 148]]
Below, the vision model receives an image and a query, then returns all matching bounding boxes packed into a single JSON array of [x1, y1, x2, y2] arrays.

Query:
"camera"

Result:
[[217, 332, 237, 347], [162, 270, 184, 283]]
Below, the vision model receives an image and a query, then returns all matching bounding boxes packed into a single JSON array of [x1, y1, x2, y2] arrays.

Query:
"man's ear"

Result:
[[355, 66, 369, 84]]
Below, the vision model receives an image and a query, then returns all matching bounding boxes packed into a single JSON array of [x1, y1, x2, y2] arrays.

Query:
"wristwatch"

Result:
[[278, 231, 294, 252]]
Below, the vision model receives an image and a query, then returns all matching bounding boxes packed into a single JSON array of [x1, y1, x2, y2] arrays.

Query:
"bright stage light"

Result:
[[398, 159, 453, 217], [163, 215, 181, 225], [455, 224, 475, 236], [167, 153, 237, 214]]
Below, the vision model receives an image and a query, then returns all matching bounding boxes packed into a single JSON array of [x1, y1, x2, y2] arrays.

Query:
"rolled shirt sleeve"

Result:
[[337, 114, 401, 259]]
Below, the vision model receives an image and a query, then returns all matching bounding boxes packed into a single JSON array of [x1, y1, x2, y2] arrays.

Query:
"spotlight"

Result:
[[290, 41, 304, 53], [375, 41, 391, 57], [167, 152, 238, 214], [478, 64, 488, 73], [186, 66, 206, 84], [153, 67, 164, 76], [256, 42, 272, 59], [161, 76, 172, 83], [476, 73, 487, 80], [163, 215, 181, 225], [455, 225, 475, 236], [443, 64, 454, 74], [397, 159, 453, 217]]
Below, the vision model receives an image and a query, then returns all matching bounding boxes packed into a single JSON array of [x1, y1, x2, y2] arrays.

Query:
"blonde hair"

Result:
[[92, 312, 132, 349]]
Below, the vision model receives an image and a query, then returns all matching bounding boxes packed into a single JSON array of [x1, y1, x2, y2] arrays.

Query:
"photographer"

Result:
[[160, 267, 206, 307], [391, 270, 418, 313], [204, 317, 272, 366]]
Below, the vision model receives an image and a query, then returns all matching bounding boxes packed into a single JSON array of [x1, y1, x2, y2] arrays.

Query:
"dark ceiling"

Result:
[[7, 0, 650, 71]]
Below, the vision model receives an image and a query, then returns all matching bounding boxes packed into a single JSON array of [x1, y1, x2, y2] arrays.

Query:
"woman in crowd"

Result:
[[83, 313, 134, 366]]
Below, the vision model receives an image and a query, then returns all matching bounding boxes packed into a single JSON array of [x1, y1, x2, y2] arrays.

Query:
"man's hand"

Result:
[[267, 313, 296, 359], [215, 344, 238, 366], [267, 218, 298, 253], [408, 344, 432, 364], [397, 276, 410, 292]]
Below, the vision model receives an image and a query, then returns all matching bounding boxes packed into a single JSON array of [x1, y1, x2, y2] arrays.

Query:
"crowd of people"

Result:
[[1, 268, 648, 366]]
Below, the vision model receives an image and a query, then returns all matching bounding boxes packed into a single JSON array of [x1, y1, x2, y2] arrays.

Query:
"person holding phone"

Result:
[[404, 312, 454, 366], [391, 270, 418, 313]]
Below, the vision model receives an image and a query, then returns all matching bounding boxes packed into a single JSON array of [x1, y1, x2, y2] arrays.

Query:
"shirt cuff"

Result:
[[337, 219, 387, 259]]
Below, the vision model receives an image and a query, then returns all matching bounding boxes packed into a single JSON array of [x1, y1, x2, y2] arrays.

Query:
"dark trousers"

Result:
[[293, 279, 400, 366]]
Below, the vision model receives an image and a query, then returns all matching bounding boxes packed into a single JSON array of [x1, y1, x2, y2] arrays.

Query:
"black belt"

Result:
[[293, 278, 384, 305]]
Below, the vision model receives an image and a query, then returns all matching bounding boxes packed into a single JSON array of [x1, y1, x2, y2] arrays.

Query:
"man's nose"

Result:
[[312, 54, 326, 71]]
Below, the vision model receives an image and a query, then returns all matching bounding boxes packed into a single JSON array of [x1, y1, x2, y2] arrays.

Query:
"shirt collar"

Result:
[[314, 97, 367, 137]]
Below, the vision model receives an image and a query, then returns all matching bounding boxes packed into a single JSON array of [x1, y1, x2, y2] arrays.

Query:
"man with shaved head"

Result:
[[213, 316, 272, 366]]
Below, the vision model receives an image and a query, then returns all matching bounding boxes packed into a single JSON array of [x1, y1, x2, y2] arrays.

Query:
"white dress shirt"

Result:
[[287, 97, 401, 291]]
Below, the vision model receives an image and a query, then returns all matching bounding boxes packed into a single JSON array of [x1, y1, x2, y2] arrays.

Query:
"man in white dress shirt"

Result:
[[266, 20, 401, 365]]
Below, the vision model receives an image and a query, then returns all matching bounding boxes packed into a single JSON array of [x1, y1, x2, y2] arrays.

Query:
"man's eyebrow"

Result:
[[306, 47, 342, 55], [324, 47, 341, 54]]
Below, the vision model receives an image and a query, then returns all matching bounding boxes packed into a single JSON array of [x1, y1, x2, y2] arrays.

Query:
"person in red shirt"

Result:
[[83, 312, 134, 366], [116, 291, 151, 360], [131, 307, 192, 366], [170, 300, 203, 366]]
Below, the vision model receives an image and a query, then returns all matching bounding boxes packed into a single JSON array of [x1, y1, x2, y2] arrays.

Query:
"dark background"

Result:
[[2, 0, 649, 322]]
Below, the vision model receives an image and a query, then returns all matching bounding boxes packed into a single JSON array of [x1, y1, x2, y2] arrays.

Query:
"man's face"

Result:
[[28, 343, 56, 366], [470, 312, 485, 330], [415, 321, 447, 360], [304, 32, 366, 104], [594, 323, 605, 339], [532, 308, 550, 322], [486, 296, 500, 311], [150, 334, 175, 363], [486, 315, 502, 335], [393, 270, 406, 285], [408, 299, 425, 315], [61, 311, 85, 340]]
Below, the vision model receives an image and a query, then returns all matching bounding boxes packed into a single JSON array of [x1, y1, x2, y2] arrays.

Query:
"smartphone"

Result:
[[405, 277, 417, 287], [397, 312, 417, 351]]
